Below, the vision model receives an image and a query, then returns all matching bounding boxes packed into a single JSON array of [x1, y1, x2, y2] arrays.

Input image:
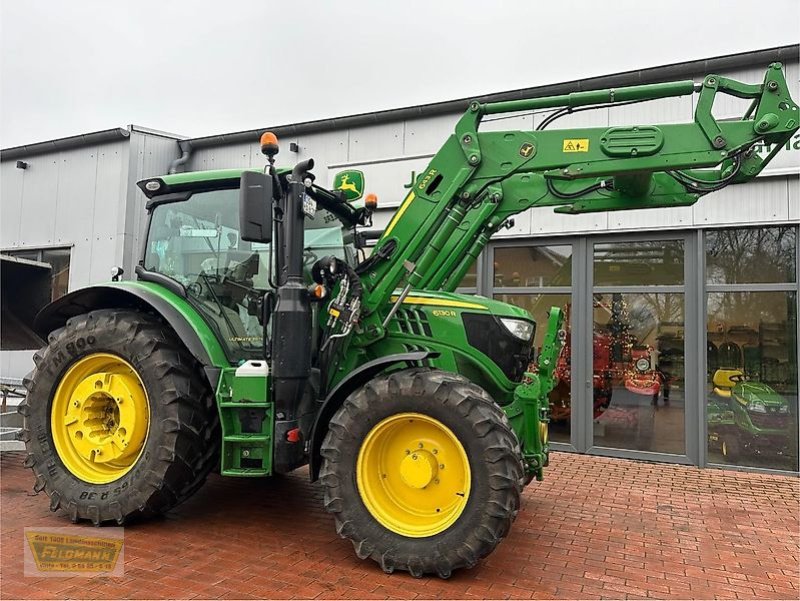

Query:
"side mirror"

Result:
[[239, 171, 273, 243]]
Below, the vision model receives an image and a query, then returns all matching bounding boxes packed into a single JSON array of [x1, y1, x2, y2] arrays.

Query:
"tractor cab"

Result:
[[136, 164, 369, 363]]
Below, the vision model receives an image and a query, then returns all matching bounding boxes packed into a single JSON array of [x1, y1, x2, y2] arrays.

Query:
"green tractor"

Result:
[[20, 64, 797, 577]]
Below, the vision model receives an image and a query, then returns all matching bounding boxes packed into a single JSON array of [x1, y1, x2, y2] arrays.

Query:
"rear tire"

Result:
[[320, 368, 523, 578], [19, 309, 219, 524]]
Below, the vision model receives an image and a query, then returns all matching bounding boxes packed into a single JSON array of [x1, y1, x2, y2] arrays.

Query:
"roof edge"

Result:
[[186, 44, 799, 150], [1, 127, 131, 162]]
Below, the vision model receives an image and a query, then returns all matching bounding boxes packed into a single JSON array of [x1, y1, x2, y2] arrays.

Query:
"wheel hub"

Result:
[[51, 353, 150, 484], [399, 450, 438, 489]]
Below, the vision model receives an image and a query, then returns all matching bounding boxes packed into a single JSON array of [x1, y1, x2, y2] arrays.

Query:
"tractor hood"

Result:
[[391, 290, 533, 322]]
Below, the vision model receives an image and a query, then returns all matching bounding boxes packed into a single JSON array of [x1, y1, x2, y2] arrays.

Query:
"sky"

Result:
[[1, 0, 798, 148]]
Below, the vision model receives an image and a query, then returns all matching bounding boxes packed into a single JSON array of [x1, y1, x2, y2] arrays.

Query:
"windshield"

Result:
[[143, 188, 352, 362]]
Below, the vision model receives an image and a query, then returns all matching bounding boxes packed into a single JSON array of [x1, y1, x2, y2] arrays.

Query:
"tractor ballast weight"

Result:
[[20, 64, 798, 577]]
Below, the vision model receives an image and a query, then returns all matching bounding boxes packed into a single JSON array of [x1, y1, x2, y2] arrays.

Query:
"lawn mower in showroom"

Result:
[[20, 63, 798, 577]]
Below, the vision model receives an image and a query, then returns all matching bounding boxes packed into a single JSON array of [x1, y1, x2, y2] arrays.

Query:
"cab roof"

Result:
[[137, 168, 292, 199]]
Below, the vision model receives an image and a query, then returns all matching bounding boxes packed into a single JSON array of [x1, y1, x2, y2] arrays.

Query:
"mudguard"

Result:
[[308, 350, 439, 481], [34, 282, 229, 373]]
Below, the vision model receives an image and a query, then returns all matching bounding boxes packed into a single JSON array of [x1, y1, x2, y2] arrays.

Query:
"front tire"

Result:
[[319, 368, 523, 578], [19, 309, 219, 524]]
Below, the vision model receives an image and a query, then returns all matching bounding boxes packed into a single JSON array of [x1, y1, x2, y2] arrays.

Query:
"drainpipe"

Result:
[[168, 139, 192, 174]]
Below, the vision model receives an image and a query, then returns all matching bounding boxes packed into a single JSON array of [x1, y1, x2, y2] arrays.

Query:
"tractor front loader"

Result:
[[20, 64, 798, 577]]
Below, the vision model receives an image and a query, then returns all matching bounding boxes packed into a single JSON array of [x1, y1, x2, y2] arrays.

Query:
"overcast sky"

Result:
[[2, 0, 798, 148]]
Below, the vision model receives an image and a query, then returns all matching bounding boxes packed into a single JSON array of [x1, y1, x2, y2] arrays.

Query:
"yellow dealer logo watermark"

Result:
[[24, 527, 124, 577]]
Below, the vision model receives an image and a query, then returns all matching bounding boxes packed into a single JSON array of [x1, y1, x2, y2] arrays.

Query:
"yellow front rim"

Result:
[[50, 353, 150, 484], [356, 412, 471, 538], [540, 421, 549, 446]]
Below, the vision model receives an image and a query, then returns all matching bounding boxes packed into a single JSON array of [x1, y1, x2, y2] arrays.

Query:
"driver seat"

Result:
[[712, 368, 744, 398]]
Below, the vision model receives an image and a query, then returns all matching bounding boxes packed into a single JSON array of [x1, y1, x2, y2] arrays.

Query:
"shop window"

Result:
[[493, 293, 572, 444], [594, 240, 684, 286], [458, 260, 478, 290], [706, 226, 796, 285], [591, 292, 686, 454], [706, 292, 798, 471], [494, 245, 572, 287]]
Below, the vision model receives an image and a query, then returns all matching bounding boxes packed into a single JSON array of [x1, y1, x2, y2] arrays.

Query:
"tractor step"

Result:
[[216, 368, 273, 477], [223, 434, 270, 443], [222, 467, 271, 477]]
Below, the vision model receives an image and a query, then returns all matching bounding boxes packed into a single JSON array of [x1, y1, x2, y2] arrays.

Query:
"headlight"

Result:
[[635, 357, 651, 372], [747, 401, 767, 414], [777, 405, 790, 414], [499, 318, 535, 341]]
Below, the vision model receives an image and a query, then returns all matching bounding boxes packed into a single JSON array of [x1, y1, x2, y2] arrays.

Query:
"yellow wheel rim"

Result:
[[50, 353, 150, 484], [356, 412, 471, 538]]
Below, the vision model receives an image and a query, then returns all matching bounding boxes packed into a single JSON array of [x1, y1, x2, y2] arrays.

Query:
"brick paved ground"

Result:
[[1, 450, 798, 600]]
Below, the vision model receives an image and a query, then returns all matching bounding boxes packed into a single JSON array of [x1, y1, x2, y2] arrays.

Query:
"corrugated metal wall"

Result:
[[0, 139, 130, 289], [0, 130, 179, 379]]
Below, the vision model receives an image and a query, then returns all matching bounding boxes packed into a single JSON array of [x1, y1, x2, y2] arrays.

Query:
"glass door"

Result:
[[490, 242, 575, 447], [587, 235, 696, 461]]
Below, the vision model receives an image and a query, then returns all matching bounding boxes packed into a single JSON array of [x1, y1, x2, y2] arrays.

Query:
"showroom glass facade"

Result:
[[483, 224, 799, 474]]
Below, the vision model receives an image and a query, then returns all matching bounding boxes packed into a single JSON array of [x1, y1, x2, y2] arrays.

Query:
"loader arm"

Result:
[[355, 63, 798, 341]]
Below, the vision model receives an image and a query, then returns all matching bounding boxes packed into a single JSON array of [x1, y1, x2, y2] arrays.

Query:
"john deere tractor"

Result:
[[20, 64, 797, 577]]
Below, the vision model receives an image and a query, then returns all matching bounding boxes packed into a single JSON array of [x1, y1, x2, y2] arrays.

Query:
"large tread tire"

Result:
[[18, 309, 220, 525], [320, 368, 523, 578]]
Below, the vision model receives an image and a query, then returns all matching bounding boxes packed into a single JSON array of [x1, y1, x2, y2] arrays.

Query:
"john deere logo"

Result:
[[333, 170, 364, 201], [25, 528, 124, 576], [519, 142, 535, 158]]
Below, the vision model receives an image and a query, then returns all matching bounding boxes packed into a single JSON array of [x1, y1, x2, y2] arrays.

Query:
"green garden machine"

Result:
[[20, 64, 798, 577]]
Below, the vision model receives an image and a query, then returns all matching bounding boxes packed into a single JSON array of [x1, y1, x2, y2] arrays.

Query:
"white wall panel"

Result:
[[692, 176, 788, 227], [53, 147, 98, 249], [295, 131, 350, 182], [348, 122, 404, 163], [18, 156, 59, 247], [0, 350, 35, 383], [0, 162, 24, 248], [403, 115, 457, 156], [788, 176, 799, 221], [609, 204, 693, 231], [480, 114, 533, 133], [191, 145, 252, 171], [608, 95, 693, 126], [86, 144, 126, 287]]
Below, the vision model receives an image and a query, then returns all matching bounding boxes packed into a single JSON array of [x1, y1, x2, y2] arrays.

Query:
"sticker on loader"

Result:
[[562, 138, 589, 152]]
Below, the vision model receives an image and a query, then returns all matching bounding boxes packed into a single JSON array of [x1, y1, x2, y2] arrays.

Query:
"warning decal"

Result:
[[562, 139, 589, 152]]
